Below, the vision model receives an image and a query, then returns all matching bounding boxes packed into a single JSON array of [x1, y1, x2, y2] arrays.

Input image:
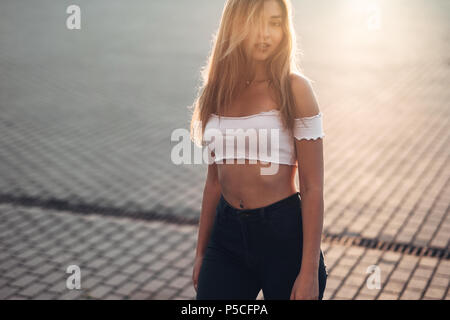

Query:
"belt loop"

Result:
[[260, 207, 265, 221]]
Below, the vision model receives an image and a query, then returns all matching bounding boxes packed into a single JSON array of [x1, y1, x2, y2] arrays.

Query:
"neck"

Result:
[[251, 61, 268, 81]]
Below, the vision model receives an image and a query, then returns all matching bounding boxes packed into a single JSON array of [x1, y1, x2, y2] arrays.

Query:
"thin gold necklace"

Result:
[[245, 79, 271, 86]]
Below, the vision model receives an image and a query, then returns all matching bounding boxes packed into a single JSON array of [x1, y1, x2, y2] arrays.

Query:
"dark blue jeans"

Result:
[[196, 191, 328, 300]]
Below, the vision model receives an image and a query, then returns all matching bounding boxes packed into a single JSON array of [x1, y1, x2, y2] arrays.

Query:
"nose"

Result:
[[257, 21, 270, 40]]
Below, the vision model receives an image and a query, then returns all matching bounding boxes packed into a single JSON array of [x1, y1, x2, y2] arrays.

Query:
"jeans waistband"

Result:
[[219, 192, 300, 217]]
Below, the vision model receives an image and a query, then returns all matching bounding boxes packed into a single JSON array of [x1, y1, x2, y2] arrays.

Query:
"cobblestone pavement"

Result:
[[1, 204, 448, 300], [0, 0, 449, 299]]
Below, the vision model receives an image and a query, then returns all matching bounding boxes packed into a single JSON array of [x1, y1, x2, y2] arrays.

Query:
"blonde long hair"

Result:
[[189, 0, 308, 147]]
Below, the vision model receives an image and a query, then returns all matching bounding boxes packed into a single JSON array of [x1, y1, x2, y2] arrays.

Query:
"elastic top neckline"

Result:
[[210, 109, 322, 120], [211, 109, 280, 119]]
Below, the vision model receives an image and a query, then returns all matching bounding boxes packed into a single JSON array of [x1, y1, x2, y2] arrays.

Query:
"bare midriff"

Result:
[[217, 159, 298, 210]]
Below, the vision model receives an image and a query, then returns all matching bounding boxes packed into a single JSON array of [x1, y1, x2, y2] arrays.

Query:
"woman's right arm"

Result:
[[195, 162, 221, 259], [192, 162, 221, 292]]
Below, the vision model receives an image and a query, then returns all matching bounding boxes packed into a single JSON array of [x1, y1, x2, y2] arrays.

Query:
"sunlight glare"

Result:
[[347, 0, 382, 31]]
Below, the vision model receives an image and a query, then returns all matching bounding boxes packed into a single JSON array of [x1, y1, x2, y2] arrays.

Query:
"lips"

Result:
[[256, 43, 270, 49]]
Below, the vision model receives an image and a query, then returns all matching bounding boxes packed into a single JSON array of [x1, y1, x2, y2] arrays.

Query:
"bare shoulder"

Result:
[[289, 73, 321, 118]]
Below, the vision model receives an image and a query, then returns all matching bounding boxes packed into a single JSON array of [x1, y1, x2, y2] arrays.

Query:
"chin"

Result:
[[252, 52, 272, 61]]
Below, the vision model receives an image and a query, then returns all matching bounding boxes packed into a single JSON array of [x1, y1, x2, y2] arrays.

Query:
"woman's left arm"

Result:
[[290, 74, 324, 299]]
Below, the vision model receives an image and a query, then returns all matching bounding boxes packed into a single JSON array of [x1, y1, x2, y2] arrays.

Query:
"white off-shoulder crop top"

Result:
[[201, 109, 324, 166]]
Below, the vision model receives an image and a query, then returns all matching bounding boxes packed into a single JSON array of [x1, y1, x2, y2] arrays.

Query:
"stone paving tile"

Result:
[[85, 285, 114, 300]]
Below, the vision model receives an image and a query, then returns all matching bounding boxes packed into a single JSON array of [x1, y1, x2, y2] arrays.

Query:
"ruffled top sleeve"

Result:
[[293, 112, 325, 140]]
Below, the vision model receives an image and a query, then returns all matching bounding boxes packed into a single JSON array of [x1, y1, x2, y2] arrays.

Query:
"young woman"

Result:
[[189, 0, 328, 300]]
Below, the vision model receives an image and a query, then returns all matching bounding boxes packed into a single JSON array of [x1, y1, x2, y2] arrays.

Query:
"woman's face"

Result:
[[244, 0, 284, 62]]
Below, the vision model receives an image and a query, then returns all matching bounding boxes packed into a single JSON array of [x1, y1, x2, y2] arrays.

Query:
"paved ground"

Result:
[[0, 0, 449, 299], [0, 203, 449, 300]]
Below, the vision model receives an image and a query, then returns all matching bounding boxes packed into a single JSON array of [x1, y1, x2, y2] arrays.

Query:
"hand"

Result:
[[290, 269, 319, 300], [192, 255, 204, 293]]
